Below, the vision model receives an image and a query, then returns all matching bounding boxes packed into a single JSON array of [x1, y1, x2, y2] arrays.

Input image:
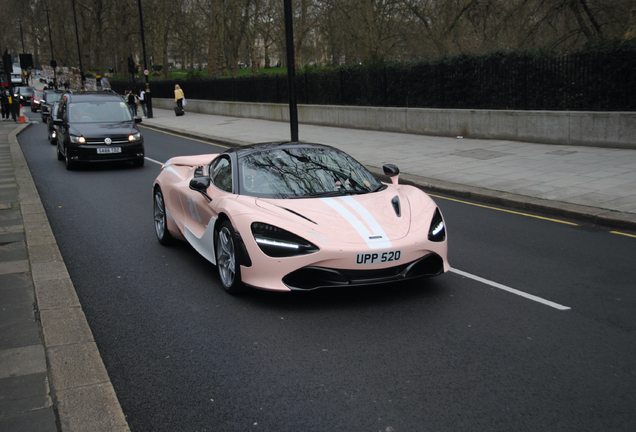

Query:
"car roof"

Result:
[[224, 141, 339, 158], [63, 91, 124, 103]]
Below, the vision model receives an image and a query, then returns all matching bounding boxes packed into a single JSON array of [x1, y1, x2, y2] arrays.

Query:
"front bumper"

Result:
[[282, 253, 445, 290], [66, 142, 145, 163]]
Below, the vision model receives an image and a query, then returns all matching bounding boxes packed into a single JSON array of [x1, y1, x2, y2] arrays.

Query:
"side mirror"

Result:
[[134, 116, 142, 124], [53, 118, 63, 125], [383, 164, 400, 186], [189, 177, 212, 201]]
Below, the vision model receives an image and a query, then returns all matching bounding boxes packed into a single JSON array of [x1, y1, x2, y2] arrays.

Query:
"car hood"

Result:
[[255, 187, 412, 246], [69, 122, 137, 138]]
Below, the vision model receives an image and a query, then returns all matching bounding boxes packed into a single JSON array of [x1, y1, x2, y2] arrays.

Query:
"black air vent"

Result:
[[391, 196, 401, 217]]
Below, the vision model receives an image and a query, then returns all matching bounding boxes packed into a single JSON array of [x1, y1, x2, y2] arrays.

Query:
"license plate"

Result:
[[97, 147, 121, 154], [356, 250, 402, 265]]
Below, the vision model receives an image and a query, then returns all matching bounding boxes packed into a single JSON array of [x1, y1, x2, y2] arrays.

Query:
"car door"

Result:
[[55, 97, 69, 152], [178, 156, 233, 264]]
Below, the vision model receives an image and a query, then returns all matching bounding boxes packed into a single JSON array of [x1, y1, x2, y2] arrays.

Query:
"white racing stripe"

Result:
[[321, 197, 392, 249], [450, 268, 571, 311]]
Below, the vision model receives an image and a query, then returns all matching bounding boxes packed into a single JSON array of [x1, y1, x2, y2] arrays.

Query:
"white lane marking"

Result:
[[320, 197, 392, 249], [450, 268, 571, 311], [146, 157, 164, 166]]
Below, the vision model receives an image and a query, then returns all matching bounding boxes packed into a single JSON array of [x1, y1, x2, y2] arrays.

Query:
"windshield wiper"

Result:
[[297, 190, 347, 198]]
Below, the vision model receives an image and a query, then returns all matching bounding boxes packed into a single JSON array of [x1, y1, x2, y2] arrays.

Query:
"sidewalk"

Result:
[[1, 105, 635, 432], [0, 121, 129, 432], [142, 106, 636, 230]]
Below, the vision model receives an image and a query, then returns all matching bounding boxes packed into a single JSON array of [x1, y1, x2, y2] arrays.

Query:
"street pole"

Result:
[[44, 8, 56, 89], [137, 0, 153, 118], [71, 0, 85, 89], [283, 0, 299, 142]]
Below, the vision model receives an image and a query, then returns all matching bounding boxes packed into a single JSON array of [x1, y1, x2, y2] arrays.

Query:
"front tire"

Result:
[[215, 221, 245, 295], [64, 146, 74, 170], [153, 187, 174, 245]]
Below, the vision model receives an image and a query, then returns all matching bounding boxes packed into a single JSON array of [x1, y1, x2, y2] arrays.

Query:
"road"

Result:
[[19, 111, 636, 432]]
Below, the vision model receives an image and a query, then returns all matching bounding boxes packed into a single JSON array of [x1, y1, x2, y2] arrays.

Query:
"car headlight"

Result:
[[128, 132, 141, 142], [251, 222, 319, 257], [70, 135, 85, 144], [428, 208, 446, 242]]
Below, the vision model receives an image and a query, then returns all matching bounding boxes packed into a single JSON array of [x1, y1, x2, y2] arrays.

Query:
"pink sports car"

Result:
[[153, 142, 449, 294]]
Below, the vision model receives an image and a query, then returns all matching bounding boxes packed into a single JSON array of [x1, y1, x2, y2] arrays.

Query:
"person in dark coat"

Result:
[[0, 89, 10, 121]]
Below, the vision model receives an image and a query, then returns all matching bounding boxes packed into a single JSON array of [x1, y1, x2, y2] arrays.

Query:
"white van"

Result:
[[11, 65, 23, 84]]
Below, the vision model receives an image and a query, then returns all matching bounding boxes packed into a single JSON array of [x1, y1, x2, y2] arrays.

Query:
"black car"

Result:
[[54, 91, 145, 170], [15, 86, 35, 105], [47, 101, 61, 144], [40, 90, 64, 121]]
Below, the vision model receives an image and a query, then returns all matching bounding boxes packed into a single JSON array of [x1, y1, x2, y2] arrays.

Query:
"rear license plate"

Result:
[[356, 250, 402, 265], [97, 147, 121, 154]]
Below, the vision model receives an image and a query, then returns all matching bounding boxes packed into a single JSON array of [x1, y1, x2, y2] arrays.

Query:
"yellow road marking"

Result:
[[428, 194, 579, 226], [139, 125, 230, 148], [610, 231, 636, 238]]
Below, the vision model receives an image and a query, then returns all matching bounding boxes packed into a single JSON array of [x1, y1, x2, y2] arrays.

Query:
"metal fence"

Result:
[[112, 49, 636, 111]]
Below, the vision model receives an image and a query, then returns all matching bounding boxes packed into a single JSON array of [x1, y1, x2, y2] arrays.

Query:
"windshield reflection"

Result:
[[68, 102, 132, 124], [239, 147, 384, 198]]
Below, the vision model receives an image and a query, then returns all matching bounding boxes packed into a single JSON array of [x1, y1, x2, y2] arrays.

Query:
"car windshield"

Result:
[[34, 90, 44, 98], [20, 88, 34, 96], [238, 146, 385, 198], [45, 92, 63, 103], [68, 101, 132, 123]]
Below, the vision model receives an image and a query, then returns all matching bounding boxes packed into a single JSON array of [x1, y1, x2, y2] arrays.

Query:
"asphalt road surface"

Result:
[[19, 113, 636, 432]]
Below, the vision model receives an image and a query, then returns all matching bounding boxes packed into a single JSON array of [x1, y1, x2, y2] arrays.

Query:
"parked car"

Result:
[[152, 142, 449, 295], [47, 101, 61, 144], [54, 91, 145, 169], [40, 90, 64, 121], [31, 89, 45, 112]]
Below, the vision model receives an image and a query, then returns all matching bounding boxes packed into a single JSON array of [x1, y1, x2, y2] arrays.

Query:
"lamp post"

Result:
[[137, 0, 153, 118], [44, 7, 57, 88], [71, 0, 85, 89], [283, 0, 298, 142]]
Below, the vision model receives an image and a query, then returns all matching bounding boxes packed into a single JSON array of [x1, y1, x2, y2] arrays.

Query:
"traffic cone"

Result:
[[18, 105, 26, 123]]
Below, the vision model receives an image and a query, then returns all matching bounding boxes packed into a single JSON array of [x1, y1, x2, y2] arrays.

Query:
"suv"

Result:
[[54, 91, 145, 170]]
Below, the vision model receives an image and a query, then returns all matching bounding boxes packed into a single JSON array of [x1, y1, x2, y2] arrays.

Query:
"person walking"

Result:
[[139, 88, 147, 118], [174, 84, 184, 111], [126, 90, 136, 117], [1, 89, 10, 121]]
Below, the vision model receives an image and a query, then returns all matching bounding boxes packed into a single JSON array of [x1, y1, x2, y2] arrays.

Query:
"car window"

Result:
[[210, 156, 232, 193], [68, 101, 132, 123]]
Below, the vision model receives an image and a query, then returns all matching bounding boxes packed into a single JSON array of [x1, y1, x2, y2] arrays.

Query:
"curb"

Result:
[[10, 123, 130, 432], [367, 169, 636, 231]]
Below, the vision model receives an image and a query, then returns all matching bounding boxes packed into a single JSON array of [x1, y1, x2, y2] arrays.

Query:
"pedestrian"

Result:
[[1, 89, 10, 121], [139, 87, 147, 118], [174, 84, 184, 111], [126, 89, 136, 117], [11, 91, 19, 122]]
